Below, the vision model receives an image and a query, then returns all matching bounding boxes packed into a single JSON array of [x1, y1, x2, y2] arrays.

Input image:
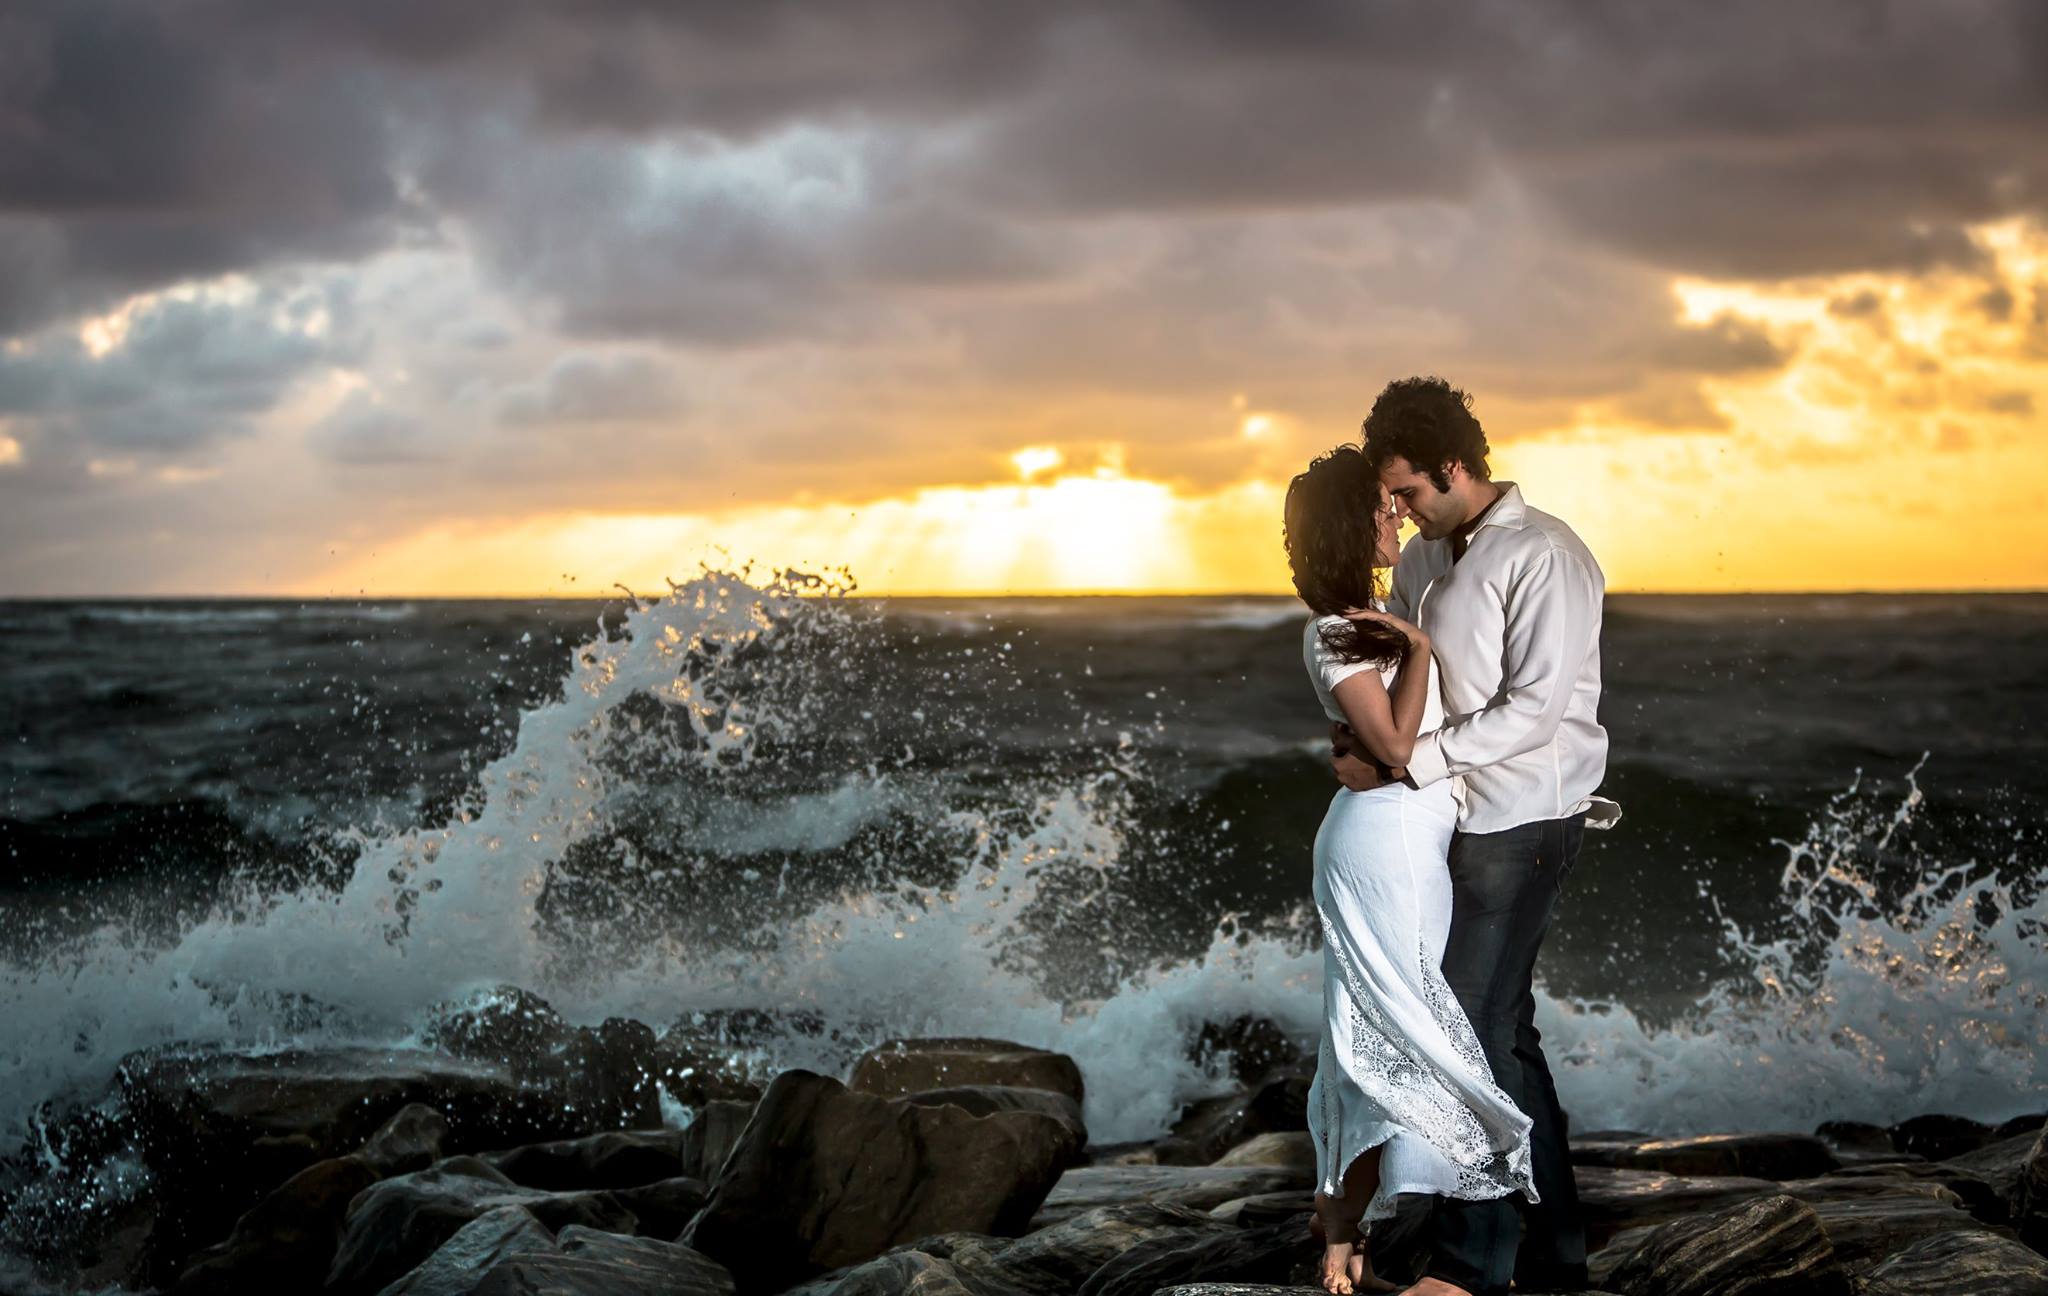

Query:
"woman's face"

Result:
[[1372, 485, 1402, 567]]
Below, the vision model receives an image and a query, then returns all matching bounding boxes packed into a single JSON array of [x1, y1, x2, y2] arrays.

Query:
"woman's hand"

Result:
[[1341, 606, 1428, 651]]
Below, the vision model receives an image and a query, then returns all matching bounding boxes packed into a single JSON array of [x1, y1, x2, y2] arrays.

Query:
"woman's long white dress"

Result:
[[1302, 613, 1539, 1223]]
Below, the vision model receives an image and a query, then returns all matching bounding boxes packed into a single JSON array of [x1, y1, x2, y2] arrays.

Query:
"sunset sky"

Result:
[[2, 2, 2045, 596]]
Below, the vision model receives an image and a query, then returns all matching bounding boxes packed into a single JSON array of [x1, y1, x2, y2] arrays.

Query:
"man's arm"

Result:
[[1405, 544, 1601, 788]]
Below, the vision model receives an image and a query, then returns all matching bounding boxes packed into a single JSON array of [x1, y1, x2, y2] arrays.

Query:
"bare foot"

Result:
[[1349, 1251, 1400, 1293]]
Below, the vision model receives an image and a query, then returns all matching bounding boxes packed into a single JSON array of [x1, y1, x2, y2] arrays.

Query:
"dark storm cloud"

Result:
[[0, 278, 359, 461]]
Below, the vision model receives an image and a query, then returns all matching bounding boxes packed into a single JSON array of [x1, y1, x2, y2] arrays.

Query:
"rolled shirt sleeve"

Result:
[[1406, 543, 1603, 789]]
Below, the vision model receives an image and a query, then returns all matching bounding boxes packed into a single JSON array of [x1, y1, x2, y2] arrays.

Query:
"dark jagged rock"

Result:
[[1861, 1226, 2048, 1295], [1568, 1132, 1839, 1180], [1571, 1166, 1779, 1249], [1996, 1112, 2048, 1141], [1187, 1016, 1307, 1087], [324, 1156, 637, 1294], [610, 1175, 710, 1236], [1077, 1140, 1159, 1167], [678, 1069, 1080, 1294], [655, 1008, 840, 1109], [1026, 1166, 1301, 1231], [422, 987, 663, 1132], [170, 1103, 448, 1294], [1206, 1190, 1313, 1228], [548, 1225, 737, 1296], [2021, 1125, 2048, 1252], [482, 1129, 689, 1191], [784, 1249, 1035, 1296], [1888, 1113, 1997, 1161], [1155, 1064, 1312, 1166], [378, 1204, 557, 1296], [897, 1085, 1087, 1152], [1943, 1128, 2046, 1226], [1807, 1191, 2011, 1272], [116, 1043, 599, 1279], [849, 1039, 1085, 1108], [1596, 1192, 1850, 1296], [1813, 1120, 1901, 1163], [1211, 1132, 1315, 1172], [680, 1099, 758, 1182], [1075, 1218, 1308, 1296], [1821, 1160, 2006, 1224], [991, 1202, 1239, 1296]]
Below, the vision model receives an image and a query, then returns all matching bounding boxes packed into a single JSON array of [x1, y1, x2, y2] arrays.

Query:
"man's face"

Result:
[[1378, 455, 1461, 540]]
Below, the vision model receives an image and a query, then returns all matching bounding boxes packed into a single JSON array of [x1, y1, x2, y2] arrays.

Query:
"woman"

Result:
[[1283, 445, 1538, 1294]]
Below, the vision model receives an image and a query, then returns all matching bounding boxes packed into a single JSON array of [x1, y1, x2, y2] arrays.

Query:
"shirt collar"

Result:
[[1473, 481, 1528, 532]]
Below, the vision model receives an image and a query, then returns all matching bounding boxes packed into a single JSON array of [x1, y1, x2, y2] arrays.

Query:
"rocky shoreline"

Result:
[[2, 990, 2043, 1295]]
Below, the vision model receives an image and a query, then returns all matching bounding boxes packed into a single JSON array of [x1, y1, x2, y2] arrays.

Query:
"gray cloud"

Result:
[[499, 350, 684, 425]]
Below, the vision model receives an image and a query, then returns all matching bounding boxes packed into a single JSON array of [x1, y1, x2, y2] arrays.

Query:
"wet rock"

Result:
[[378, 1204, 557, 1296], [1808, 1192, 2010, 1272], [549, 1226, 737, 1296], [1943, 1129, 2046, 1224], [361, 1104, 451, 1177], [656, 1008, 839, 1108], [1569, 1132, 1839, 1180], [1027, 1166, 1301, 1230], [422, 987, 663, 1132], [2021, 1125, 2048, 1252], [898, 1085, 1087, 1151], [680, 1098, 757, 1181], [171, 1155, 380, 1295], [1075, 1218, 1308, 1296], [1572, 1166, 1778, 1249], [610, 1175, 711, 1236], [324, 1156, 638, 1294], [678, 1069, 1080, 1294], [170, 1103, 450, 1294], [116, 1043, 600, 1278], [1813, 1120, 1901, 1163], [1187, 1016, 1307, 1087], [1888, 1113, 1996, 1161], [1078, 1140, 1159, 1167], [1207, 1190, 1314, 1228], [1155, 1064, 1312, 1166], [1211, 1132, 1315, 1172], [1861, 1226, 2048, 1295], [992, 1202, 1239, 1296], [1996, 1112, 2048, 1141], [784, 1249, 1033, 1296], [849, 1039, 1085, 1108], [1595, 1192, 1850, 1296], [482, 1129, 688, 1191], [1821, 1161, 2005, 1224]]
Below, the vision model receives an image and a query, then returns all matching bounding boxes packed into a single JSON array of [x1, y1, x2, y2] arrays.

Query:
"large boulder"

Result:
[[2022, 1125, 2048, 1252], [1569, 1132, 1839, 1180], [1027, 1167, 1301, 1231], [680, 1099, 758, 1182], [1594, 1193, 1851, 1296], [1861, 1227, 2048, 1295], [990, 1202, 1239, 1296], [783, 1249, 1033, 1296], [897, 1086, 1086, 1152], [849, 1039, 1085, 1108], [1806, 1193, 2010, 1272], [422, 987, 662, 1132], [1943, 1128, 2048, 1232], [170, 1103, 449, 1294], [1075, 1219, 1310, 1296], [324, 1156, 638, 1294], [377, 1204, 558, 1296], [1571, 1167, 1779, 1249], [1888, 1114, 1997, 1161], [482, 1129, 689, 1191], [1819, 1161, 2007, 1224], [678, 1069, 1081, 1294], [1155, 1065, 1313, 1167], [1210, 1133, 1315, 1172]]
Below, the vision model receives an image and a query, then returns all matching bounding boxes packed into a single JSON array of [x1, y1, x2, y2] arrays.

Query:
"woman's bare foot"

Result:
[[1398, 1278, 1475, 1296], [1312, 1193, 1398, 1294]]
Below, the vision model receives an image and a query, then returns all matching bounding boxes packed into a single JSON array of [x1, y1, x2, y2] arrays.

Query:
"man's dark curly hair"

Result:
[[1360, 376, 1491, 493], [1282, 444, 1407, 669]]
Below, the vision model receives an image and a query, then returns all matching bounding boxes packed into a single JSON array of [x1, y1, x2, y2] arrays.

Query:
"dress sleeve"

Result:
[[1307, 618, 1381, 694]]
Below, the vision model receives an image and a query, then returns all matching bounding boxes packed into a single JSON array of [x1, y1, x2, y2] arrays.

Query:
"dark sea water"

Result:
[[1, 583, 2043, 1163]]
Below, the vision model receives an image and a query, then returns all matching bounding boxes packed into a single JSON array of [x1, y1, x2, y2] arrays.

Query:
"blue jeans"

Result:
[[1424, 816, 1588, 1296]]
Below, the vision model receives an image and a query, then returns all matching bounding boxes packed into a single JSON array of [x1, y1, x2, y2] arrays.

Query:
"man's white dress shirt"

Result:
[[1386, 481, 1621, 835]]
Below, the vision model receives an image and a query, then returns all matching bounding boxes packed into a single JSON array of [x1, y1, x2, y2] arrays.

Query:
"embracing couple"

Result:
[[1283, 377, 1621, 1296]]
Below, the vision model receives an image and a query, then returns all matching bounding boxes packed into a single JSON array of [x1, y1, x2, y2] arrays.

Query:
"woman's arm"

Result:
[[1329, 612, 1431, 768]]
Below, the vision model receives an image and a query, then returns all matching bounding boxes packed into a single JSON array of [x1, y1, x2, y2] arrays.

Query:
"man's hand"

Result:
[[1329, 722, 1404, 791]]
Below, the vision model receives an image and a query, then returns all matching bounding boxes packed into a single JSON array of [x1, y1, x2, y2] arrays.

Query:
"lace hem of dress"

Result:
[[1312, 907, 1539, 1217]]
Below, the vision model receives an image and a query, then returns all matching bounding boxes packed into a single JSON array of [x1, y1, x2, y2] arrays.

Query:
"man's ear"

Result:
[[1441, 458, 1467, 487]]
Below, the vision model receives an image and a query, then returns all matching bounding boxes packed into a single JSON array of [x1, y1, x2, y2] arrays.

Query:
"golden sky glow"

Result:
[[295, 220, 2048, 598]]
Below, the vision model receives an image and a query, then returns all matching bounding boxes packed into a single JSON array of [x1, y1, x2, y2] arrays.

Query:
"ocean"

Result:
[[2, 578, 2043, 1179]]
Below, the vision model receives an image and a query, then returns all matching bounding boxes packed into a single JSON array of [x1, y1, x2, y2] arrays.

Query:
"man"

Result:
[[1333, 376, 1619, 1296]]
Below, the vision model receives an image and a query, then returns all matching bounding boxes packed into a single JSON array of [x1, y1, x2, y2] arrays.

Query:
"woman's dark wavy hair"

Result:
[[1283, 444, 1407, 669], [1360, 375, 1490, 493]]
